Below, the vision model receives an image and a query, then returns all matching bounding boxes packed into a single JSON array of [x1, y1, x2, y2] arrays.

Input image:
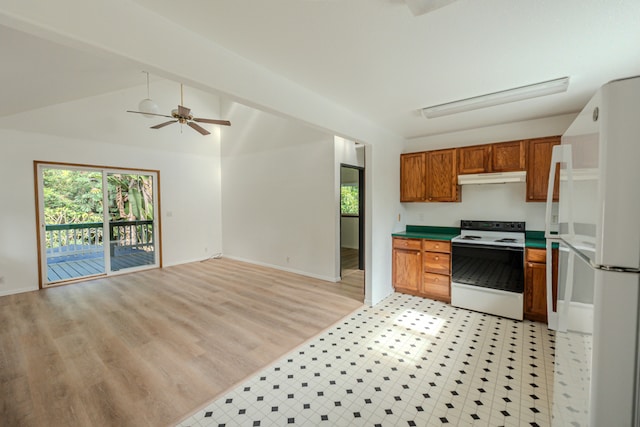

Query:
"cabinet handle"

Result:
[[435, 256, 439, 260], [528, 263, 533, 267]]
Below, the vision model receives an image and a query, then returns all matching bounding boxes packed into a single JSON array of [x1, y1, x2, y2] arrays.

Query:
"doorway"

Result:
[[340, 164, 364, 293], [36, 162, 160, 287]]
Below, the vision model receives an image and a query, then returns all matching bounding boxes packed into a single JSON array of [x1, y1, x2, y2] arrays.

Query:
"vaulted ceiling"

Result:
[[1, 0, 639, 140]]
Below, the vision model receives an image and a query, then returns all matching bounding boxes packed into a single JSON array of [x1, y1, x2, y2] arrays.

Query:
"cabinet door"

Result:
[[423, 252, 450, 275], [392, 248, 421, 292], [400, 153, 426, 202], [426, 148, 459, 202], [527, 136, 561, 202], [458, 145, 491, 174], [422, 240, 451, 253], [524, 261, 547, 322], [423, 273, 450, 302], [491, 140, 526, 172]]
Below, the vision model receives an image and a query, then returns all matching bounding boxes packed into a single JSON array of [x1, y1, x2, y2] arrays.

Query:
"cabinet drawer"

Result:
[[424, 252, 450, 275], [422, 240, 451, 253], [423, 273, 450, 299], [526, 248, 547, 263], [393, 238, 421, 250]]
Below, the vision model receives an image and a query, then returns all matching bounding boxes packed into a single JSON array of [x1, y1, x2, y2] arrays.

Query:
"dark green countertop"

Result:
[[392, 225, 460, 241], [525, 230, 551, 249], [392, 227, 555, 247]]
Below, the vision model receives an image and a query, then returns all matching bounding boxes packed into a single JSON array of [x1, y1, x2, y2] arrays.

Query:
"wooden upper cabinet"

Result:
[[527, 136, 561, 202], [458, 144, 491, 174], [491, 140, 527, 172], [400, 152, 426, 202], [426, 148, 459, 202]]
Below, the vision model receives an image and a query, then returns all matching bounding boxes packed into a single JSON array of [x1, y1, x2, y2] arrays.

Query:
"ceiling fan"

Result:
[[127, 84, 231, 135]]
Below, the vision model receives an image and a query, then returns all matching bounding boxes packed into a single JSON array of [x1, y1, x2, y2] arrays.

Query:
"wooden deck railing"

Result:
[[109, 220, 154, 255], [45, 222, 103, 260], [45, 220, 154, 260]]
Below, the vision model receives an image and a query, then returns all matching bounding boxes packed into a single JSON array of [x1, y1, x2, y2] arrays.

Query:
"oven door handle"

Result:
[[452, 243, 524, 252]]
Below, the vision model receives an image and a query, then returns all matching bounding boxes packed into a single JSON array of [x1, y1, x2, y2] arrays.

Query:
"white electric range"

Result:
[[450, 220, 525, 320]]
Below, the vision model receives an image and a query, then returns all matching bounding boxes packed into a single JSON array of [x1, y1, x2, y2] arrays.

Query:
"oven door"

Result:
[[451, 243, 524, 293]]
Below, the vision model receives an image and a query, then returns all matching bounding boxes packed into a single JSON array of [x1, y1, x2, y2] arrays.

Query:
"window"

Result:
[[341, 184, 359, 216]]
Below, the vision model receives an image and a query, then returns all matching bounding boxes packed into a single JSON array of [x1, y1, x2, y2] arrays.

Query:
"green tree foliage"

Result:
[[107, 174, 154, 221], [43, 169, 154, 225], [43, 169, 103, 224], [341, 185, 359, 215]]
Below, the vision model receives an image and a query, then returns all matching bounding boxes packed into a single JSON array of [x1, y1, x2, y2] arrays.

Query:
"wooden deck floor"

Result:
[[0, 257, 364, 426], [47, 252, 156, 283]]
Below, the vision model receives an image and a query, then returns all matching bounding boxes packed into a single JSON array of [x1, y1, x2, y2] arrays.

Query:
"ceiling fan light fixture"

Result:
[[138, 71, 159, 118], [421, 76, 570, 119], [138, 98, 159, 117]]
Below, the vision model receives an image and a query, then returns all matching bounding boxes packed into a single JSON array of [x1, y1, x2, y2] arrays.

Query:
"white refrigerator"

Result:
[[544, 75, 640, 426]]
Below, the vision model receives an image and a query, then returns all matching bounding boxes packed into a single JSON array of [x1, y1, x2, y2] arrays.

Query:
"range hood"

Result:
[[458, 171, 526, 185]]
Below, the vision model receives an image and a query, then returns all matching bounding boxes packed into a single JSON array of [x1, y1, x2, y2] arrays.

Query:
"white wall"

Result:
[[0, 85, 224, 296], [341, 217, 359, 249], [221, 103, 338, 281], [403, 183, 546, 230]]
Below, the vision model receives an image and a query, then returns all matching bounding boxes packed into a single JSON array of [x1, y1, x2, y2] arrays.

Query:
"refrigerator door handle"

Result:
[[545, 239, 558, 330], [545, 144, 573, 239], [545, 144, 576, 331]]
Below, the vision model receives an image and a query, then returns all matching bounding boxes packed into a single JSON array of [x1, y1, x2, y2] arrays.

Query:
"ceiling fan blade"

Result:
[[187, 122, 211, 135], [193, 117, 231, 126], [151, 120, 178, 129], [127, 110, 173, 119], [405, 0, 457, 16], [178, 105, 191, 117]]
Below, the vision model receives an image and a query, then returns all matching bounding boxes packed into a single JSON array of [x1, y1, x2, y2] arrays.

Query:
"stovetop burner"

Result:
[[451, 220, 526, 248]]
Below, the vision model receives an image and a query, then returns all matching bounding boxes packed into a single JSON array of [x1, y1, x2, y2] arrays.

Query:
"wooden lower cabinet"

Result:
[[524, 248, 558, 323], [422, 240, 451, 302], [392, 237, 451, 302], [392, 238, 422, 293]]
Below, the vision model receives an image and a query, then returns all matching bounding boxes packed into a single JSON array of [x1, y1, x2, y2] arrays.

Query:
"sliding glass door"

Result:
[[37, 163, 159, 287], [107, 172, 156, 272]]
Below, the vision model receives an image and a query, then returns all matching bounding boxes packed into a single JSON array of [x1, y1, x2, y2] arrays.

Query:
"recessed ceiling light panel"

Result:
[[421, 77, 570, 119]]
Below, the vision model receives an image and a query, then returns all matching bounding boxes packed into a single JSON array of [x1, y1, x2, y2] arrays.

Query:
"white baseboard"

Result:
[[222, 255, 340, 283], [0, 286, 38, 297]]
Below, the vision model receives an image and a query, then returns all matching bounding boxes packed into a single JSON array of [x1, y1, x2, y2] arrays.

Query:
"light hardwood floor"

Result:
[[340, 247, 364, 300], [0, 258, 364, 427]]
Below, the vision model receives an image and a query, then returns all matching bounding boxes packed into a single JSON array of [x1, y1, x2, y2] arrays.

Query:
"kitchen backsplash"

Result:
[[402, 182, 546, 230]]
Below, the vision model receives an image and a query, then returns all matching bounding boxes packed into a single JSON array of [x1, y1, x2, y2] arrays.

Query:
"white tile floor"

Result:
[[178, 293, 555, 427]]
